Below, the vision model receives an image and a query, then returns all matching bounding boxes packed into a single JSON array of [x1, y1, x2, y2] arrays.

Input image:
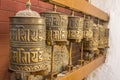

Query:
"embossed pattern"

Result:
[[9, 17, 46, 72], [83, 17, 93, 41], [68, 16, 84, 42], [98, 24, 106, 49], [41, 12, 68, 45]]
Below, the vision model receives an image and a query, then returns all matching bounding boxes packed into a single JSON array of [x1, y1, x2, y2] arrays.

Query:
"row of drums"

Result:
[[9, 4, 109, 73]]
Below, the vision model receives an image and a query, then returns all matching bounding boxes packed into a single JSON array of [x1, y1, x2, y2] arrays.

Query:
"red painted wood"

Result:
[[0, 71, 10, 80], [1, 0, 25, 12], [0, 10, 14, 22], [0, 34, 9, 80], [38, 1, 53, 10], [15, 0, 39, 6], [0, 22, 9, 34]]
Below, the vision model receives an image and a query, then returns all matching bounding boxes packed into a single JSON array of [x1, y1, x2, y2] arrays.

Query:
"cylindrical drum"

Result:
[[40, 12, 68, 45], [67, 16, 84, 43], [105, 28, 109, 48], [83, 17, 93, 41], [98, 24, 105, 49], [83, 23, 99, 51], [9, 5, 46, 72]]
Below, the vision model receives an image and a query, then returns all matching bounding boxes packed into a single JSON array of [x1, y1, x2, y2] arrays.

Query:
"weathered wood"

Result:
[[40, 0, 109, 21]]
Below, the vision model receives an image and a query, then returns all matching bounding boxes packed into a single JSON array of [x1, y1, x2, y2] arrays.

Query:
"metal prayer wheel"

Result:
[[105, 28, 109, 48], [67, 16, 84, 43], [91, 23, 99, 51], [83, 16, 93, 41], [98, 24, 106, 49], [104, 23, 109, 48], [9, 1, 46, 72], [83, 23, 99, 51], [66, 11, 84, 70], [40, 5, 68, 80], [40, 11, 68, 45]]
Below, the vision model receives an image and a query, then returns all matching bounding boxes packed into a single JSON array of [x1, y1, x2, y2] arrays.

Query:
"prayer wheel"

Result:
[[83, 16, 93, 41], [67, 16, 84, 43], [9, 1, 46, 72], [98, 24, 106, 49], [104, 23, 109, 48], [40, 10, 68, 45], [40, 5, 68, 80], [67, 11, 84, 70], [83, 23, 99, 51]]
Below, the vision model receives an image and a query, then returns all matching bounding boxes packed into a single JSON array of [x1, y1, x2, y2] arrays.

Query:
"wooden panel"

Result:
[[0, 34, 9, 45], [40, 0, 109, 21], [57, 55, 105, 80], [0, 34, 9, 80]]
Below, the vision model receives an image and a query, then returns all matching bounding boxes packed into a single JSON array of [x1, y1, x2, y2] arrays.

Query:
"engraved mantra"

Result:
[[41, 14, 68, 27], [11, 48, 43, 64], [68, 18, 83, 28], [47, 30, 67, 40], [68, 30, 83, 38], [10, 27, 45, 42]]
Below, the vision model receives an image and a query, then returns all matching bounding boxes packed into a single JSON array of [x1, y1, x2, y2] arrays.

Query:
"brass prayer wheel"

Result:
[[40, 11, 68, 45], [104, 23, 109, 48], [105, 28, 109, 48], [98, 24, 106, 49], [9, 1, 46, 72], [67, 11, 84, 70], [83, 23, 99, 51], [40, 5, 68, 80], [83, 16, 93, 41], [91, 23, 99, 51], [83, 18, 99, 61], [67, 16, 84, 43]]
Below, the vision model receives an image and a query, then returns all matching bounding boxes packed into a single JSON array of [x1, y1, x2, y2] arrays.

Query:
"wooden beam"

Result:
[[57, 55, 105, 80], [40, 0, 109, 21]]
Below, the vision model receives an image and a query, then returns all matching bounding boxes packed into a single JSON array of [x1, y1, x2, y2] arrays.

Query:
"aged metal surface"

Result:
[[45, 46, 69, 74], [40, 11, 68, 45], [83, 17, 100, 61], [83, 17, 93, 41], [104, 25, 109, 48], [67, 16, 84, 43], [92, 24, 99, 50], [9, 0, 47, 72], [40, 6, 69, 80], [98, 24, 106, 49], [83, 23, 99, 51], [40, 0, 109, 21], [66, 11, 84, 71]]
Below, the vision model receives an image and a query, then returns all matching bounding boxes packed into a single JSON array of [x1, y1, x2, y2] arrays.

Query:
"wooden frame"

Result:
[[40, 0, 109, 21], [57, 55, 105, 80]]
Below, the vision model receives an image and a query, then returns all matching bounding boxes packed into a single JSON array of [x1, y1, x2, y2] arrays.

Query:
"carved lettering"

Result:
[[46, 30, 67, 41], [11, 48, 43, 64], [10, 28, 44, 42], [12, 51, 19, 63], [52, 30, 59, 40], [68, 30, 83, 39], [20, 29, 30, 41], [31, 51, 38, 62], [10, 29, 18, 41], [41, 13, 68, 27], [21, 52, 30, 64], [46, 30, 52, 40], [31, 29, 38, 41]]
